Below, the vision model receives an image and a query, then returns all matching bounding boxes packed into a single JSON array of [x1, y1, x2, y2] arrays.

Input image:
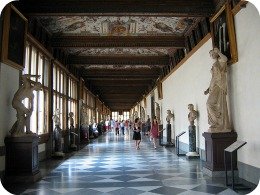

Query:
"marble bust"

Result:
[[188, 104, 197, 126], [166, 110, 174, 124]]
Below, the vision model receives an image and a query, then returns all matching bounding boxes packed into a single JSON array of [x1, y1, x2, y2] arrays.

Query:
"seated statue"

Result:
[[10, 74, 42, 137]]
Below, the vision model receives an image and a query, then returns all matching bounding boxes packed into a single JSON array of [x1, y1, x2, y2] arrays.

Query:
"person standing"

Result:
[[145, 116, 151, 136], [133, 118, 141, 150], [150, 117, 159, 149], [115, 120, 119, 135], [120, 120, 125, 135]]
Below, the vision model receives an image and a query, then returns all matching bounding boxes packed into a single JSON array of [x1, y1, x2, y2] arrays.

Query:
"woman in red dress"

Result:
[[150, 117, 159, 149]]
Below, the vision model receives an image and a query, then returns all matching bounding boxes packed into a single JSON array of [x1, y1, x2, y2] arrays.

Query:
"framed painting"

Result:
[[1, 4, 27, 70], [157, 81, 163, 100], [210, 2, 238, 64]]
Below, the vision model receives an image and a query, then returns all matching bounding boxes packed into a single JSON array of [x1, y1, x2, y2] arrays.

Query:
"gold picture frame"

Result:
[[210, 2, 238, 64], [1, 4, 27, 70]]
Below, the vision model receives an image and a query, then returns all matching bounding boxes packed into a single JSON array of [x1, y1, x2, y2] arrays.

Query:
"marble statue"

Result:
[[80, 104, 89, 141], [68, 112, 74, 128], [69, 112, 77, 149], [204, 48, 231, 133], [166, 110, 174, 124], [186, 104, 199, 158], [80, 104, 88, 127], [53, 109, 61, 127], [10, 74, 42, 137], [133, 111, 138, 119], [155, 102, 161, 124], [188, 104, 197, 126], [53, 109, 64, 156], [140, 107, 145, 123]]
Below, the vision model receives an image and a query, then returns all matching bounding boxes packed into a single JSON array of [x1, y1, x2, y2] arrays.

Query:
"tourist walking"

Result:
[[133, 118, 141, 149]]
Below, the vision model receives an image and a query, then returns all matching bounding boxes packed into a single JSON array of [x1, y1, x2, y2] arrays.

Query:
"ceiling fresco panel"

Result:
[[66, 48, 169, 56], [36, 16, 196, 36]]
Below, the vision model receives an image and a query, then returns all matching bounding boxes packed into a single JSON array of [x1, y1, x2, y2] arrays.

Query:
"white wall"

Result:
[[0, 63, 20, 171], [147, 2, 260, 178], [229, 3, 260, 168], [162, 40, 212, 148]]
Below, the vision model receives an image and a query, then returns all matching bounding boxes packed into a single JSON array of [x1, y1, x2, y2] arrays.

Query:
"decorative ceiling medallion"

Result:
[[101, 19, 137, 36], [67, 48, 169, 56], [37, 16, 195, 36]]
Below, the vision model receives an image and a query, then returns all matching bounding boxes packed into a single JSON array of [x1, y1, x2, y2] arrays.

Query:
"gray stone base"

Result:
[[53, 152, 65, 157], [5, 171, 41, 183], [202, 167, 238, 177], [238, 161, 260, 185], [186, 152, 200, 159]]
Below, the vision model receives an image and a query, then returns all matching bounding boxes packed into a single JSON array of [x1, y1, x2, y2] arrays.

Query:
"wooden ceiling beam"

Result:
[[85, 77, 156, 81], [91, 83, 152, 87], [51, 36, 185, 48], [15, 0, 214, 16], [68, 56, 169, 66]]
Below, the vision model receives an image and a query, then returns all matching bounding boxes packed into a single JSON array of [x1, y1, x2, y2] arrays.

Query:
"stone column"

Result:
[[186, 125, 199, 159]]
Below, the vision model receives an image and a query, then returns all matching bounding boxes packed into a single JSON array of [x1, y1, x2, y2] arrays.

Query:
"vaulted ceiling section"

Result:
[[14, 0, 216, 111]]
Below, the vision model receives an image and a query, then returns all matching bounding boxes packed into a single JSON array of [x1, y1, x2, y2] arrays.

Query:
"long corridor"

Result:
[[20, 130, 241, 195]]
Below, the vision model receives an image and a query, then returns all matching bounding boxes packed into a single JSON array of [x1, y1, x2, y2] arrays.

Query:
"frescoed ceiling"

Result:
[[37, 16, 196, 36], [15, 0, 215, 111], [43, 16, 195, 57], [66, 48, 169, 56]]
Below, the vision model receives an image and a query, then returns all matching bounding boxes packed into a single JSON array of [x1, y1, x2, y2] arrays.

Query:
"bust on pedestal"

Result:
[[5, 74, 42, 183], [203, 48, 237, 176], [186, 104, 200, 159], [165, 110, 174, 147]]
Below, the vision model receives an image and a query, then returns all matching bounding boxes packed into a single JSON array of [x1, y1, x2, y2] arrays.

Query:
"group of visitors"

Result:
[[133, 116, 160, 150], [107, 116, 160, 150], [109, 119, 130, 135]]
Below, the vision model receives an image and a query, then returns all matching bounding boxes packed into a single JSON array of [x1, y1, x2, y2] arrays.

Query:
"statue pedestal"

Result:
[[202, 132, 237, 176], [4, 135, 41, 183], [186, 125, 199, 159], [53, 125, 65, 158], [165, 124, 174, 147]]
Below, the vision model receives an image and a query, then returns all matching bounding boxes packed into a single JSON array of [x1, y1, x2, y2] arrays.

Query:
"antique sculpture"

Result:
[[188, 104, 197, 126], [155, 102, 161, 124], [53, 109, 61, 126], [80, 104, 89, 140], [69, 112, 74, 128], [140, 107, 145, 123], [166, 110, 174, 124], [53, 109, 64, 156], [69, 112, 77, 149], [165, 109, 174, 146], [80, 104, 88, 127], [204, 48, 231, 133], [10, 74, 42, 137], [186, 104, 199, 158]]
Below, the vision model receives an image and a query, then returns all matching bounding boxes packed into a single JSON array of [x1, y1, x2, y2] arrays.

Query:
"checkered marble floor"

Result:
[[21, 130, 242, 195]]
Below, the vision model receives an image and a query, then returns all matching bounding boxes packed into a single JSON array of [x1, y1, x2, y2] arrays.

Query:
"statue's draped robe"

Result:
[[206, 61, 230, 132]]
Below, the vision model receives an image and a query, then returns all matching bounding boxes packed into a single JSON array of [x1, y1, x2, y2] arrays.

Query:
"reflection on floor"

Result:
[[6, 130, 256, 194]]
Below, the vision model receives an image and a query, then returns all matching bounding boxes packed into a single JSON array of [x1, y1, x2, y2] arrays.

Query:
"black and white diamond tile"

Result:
[[18, 131, 247, 195]]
